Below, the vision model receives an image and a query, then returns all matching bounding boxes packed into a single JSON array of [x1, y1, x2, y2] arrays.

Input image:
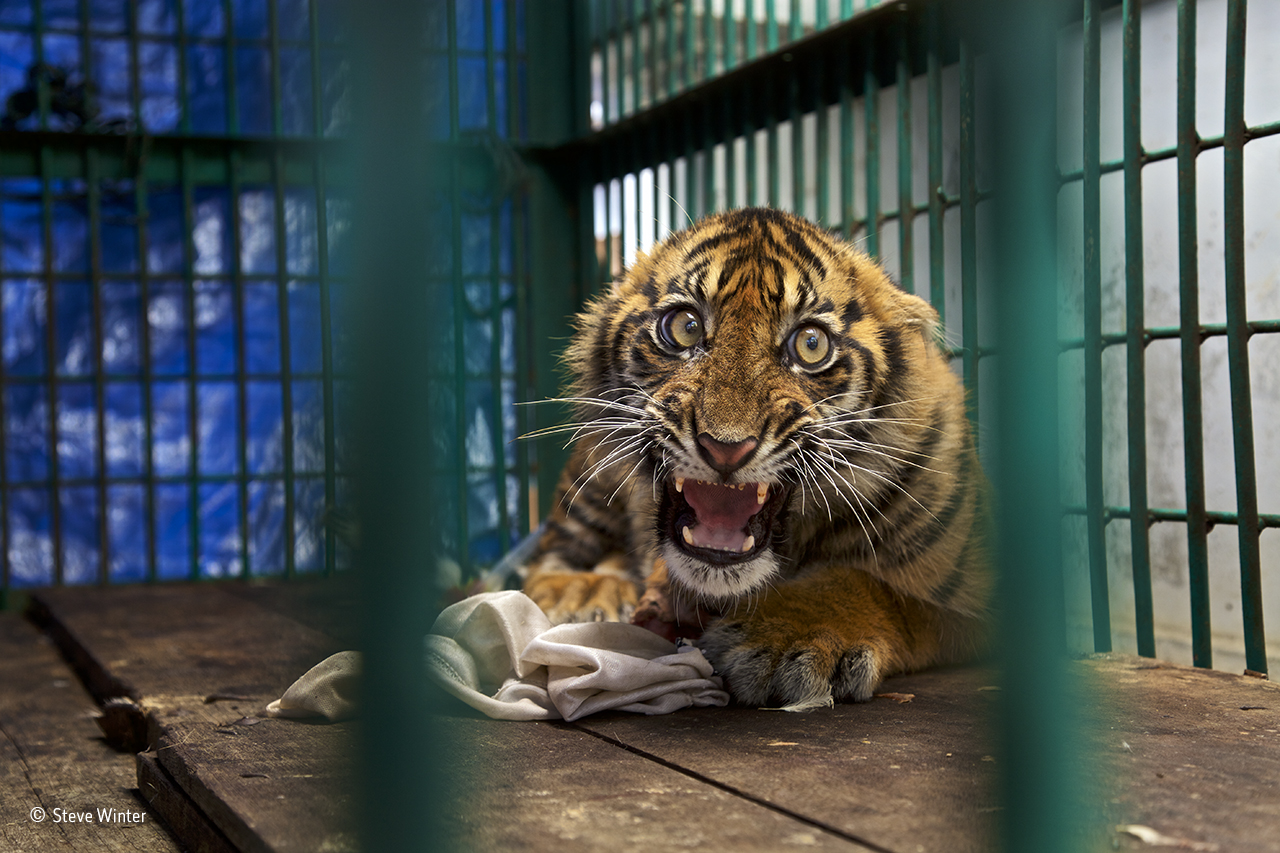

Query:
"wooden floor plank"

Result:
[[433, 713, 876, 852], [0, 614, 181, 853], [570, 665, 1000, 853], [1087, 655, 1280, 853]]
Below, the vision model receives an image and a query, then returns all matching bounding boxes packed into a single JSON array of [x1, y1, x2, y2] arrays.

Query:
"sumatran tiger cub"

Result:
[[523, 207, 991, 709]]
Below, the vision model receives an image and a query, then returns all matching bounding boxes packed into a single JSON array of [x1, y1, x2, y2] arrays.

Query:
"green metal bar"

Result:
[[228, 150, 251, 576], [269, 0, 283, 136], [179, 147, 200, 578], [1223, 0, 1265, 675], [815, 55, 829, 224], [225, 0, 239, 135], [312, 159, 337, 575], [634, 1, 643, 117], [136, 174, 157, 583], [926, 5, 944, 319], [725, 96, 738, 209], [863, 31, 879, 258], [272, 155, 298, 577], [1122, 0, 1155, 658], [789, 0, 802, 42], [959, 38, 978, 434], [790, 70, 802, 214], [684, 0, 695, 89], [839, 40, 853, 238], [744, 86, 758, 205], [486, 0, 511, 556], [666, 0, 676, 99], [705, 0, 716, 81], [987, 5, 1081, 849], [724, 0, 737, 71], [895, 17, 912, 293], [1082, 0, 1111, 652], [614, 1, 625, 119], [1065, 504, 1280, 530], [1177, 0, 1212, 669], [745, 0, 757, 61], [39, 149, 63, 585], [445, 0, 470, 573], [766, 0, 778, 52], [87, 150, 109, 584], [767, 77, 779, 206]]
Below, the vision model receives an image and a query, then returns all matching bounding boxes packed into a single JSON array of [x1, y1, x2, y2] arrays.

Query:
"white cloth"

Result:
[[265, 650, 362, 721], [266, 591, 729, 723]]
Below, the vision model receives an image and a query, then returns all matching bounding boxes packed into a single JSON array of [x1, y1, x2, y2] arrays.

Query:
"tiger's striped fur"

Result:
[[523, 207, 991, 708]]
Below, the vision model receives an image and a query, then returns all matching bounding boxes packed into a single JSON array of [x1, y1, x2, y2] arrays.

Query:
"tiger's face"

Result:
[[568, 208, 947, 606]]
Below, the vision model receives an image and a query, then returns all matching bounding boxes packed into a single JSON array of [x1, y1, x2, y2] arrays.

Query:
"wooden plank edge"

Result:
[[26, 593, 141, 703], [137, 750, 241, 853]]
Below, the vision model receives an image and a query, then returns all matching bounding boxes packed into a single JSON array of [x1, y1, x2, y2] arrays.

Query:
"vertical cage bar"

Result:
[[895, 17, 912, 294], [1082, 0, 1112, 651], [87, 151, 109, 585], [272, 153, 298, 578], [766, 0, 778, 52], [704, 0, 716, 80], [180, 148, 201, 579], [1122, 0, 1155, 657], [615, 1, 626, 119], [446, 0, 471, 572], [135, 171, 158, 582], [684, 0, 695, 88], [839, 40, 854, 238], [229, 150, 253, 577], [863, 32, 879, 259], [633, 0, 643, 116], [745, 0, 757, 60], [744, 86, 758, 206], [790, 70, 802, 214], [39, 149, 63, 585], [926, 5, 945, 318], [724, 0, 737, 71], [1176, 0, 1212, 668], [666, 0, 677, 98], [789, 0, 801, 43], [816, 55, 829, 226], [309, 0, 338, 575], [486, 0, 511, 555], [959, 38, 979, 433], [225, 0, 240, 134], [1222, 0, 1266, 674]]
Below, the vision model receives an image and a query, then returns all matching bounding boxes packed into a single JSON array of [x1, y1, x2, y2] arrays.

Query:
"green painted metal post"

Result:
[[1082, 0, 1112, 652], [1176, 0, 1212, 669], [1222, 0, 1266, 675], [985, 3, 1086, 849], [1122, 0, 1156, 658]]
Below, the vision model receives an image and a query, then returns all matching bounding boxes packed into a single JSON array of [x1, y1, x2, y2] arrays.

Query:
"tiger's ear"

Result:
[[894, 290, 944, 348], [611, 249, 651, 297]]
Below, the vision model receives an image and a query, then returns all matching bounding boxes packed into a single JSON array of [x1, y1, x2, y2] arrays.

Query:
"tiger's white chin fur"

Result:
[[660, 540, 781, 601]]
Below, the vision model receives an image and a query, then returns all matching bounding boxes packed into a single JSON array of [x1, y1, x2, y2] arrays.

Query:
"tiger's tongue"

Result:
[[682, 480, 764, 551]]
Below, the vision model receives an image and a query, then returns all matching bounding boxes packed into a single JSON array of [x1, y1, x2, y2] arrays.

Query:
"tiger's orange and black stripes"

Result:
[[523, 207, 991, 708]]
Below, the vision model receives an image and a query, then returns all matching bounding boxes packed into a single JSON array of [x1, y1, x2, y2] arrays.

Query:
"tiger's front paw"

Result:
[[698, 618, 892, 709], [523, 565, 639, 624]]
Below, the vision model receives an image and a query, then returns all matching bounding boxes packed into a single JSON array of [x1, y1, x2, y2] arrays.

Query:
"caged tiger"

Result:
[[521, 207, 992, 710]]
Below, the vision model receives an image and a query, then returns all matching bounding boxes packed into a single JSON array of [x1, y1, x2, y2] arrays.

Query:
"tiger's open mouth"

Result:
[[663, 477, 788, 564]]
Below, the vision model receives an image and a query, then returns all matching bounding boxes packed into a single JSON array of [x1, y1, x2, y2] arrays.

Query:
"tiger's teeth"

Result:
[[741, 535, 755, 553], [675, 477, 685, 493], [682, 526, 694, 545], [757, 483, 769, 505]]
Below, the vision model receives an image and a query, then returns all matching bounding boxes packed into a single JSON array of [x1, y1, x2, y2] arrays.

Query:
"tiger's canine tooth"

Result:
[[675, 477, 685, 493], [682, 526, 694, 545], [757, 483, 769, 505], [741, 534, 755, 553]]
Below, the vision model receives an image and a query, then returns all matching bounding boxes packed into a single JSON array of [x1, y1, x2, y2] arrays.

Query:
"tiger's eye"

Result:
[[789, 324, 831, 368], [660, 307, 704, 350]]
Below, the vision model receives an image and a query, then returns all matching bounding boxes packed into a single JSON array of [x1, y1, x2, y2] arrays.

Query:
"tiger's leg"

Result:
[[698, 566, 987, 708], [521, 443, 644, 623], [525, 552, 639, 624]]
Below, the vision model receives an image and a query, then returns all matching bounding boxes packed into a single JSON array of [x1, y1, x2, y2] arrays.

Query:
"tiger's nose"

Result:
[[696, 433, 759, 475]]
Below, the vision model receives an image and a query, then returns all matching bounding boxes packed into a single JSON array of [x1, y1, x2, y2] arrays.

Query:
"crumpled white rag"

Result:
[[266, 591, 729, 722]]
